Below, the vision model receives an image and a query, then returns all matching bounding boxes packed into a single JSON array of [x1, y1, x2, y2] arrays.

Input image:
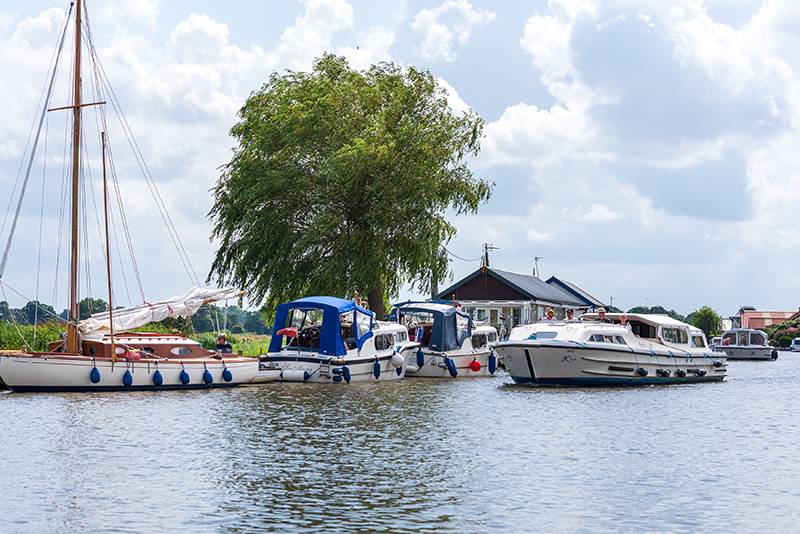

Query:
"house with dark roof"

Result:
[[434, 267, 605, 332]]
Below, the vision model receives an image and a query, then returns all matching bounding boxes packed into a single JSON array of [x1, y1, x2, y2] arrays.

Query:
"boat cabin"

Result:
[[720, 328, 768, 348]]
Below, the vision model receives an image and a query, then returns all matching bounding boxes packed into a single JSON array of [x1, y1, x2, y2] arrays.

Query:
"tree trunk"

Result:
[[368, 282, 384, 320]]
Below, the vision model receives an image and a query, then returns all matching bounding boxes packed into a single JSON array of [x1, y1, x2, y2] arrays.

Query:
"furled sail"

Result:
[[78, 287, 244, 335]]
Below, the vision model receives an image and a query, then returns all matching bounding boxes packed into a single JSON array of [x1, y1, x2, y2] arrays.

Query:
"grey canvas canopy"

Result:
[[397, 302, 473, 352]]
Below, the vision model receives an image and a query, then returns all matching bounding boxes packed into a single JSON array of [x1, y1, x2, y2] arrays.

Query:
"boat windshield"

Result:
[[691, 335, 706, 348], [661, 327, 688, 344], [289, 308, 323, 329]]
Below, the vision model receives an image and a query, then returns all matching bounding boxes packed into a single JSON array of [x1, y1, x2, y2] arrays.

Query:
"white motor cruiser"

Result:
[[394, 302, 500, 377], [261, 297, 417, 383], [494, 313, 727, 386], [712, 329, 777, 360]]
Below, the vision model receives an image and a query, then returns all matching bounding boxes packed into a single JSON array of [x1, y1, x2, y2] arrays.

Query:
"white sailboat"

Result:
[[0, 1, 257, 391]]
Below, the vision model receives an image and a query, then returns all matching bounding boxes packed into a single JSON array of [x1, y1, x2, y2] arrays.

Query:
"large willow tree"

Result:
[[208, 54, 493, 318]]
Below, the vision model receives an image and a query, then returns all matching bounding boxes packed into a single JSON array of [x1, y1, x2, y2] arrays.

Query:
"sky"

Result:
[[0, 0, 799, 318]]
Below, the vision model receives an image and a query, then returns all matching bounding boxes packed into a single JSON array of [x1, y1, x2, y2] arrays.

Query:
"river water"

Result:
[[2, 353, 799, 533]]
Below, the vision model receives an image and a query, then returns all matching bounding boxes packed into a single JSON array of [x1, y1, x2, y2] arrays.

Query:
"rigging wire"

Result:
[[0, 4, 74, 279], [84, 31, 202, 289]]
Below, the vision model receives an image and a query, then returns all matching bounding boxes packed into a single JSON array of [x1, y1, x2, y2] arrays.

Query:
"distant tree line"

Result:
[[0, 299, 271, 335]]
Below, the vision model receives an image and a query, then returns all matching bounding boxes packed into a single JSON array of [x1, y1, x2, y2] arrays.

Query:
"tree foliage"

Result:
[[689, 306, 722, 341], [627, 305, 685, 323], [208, 54, 493, 318]]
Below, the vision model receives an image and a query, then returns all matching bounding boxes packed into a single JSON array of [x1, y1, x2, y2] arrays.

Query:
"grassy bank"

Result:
[[0, 322, 272, 357], [0, 322, 65, 352]]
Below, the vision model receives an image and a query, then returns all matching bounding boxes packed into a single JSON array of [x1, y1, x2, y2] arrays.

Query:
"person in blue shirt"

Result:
[[216, 333, 233, 353]]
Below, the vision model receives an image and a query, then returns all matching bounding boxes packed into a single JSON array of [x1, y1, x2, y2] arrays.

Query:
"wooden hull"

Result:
[[494, 342, 727, 387], [0, 353, 258, 392]]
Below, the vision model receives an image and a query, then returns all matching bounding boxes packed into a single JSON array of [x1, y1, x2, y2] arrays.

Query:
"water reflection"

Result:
[[2, 358, 800, 533]]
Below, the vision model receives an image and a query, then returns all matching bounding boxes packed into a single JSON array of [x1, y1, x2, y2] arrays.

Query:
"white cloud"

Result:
[[411, 0, 495, 63], [336, 26, 395, 70], [527, 229, 554, 242], [268, 0, 355, 71], [436, 77, 470, 115], [0, 140, 20, 160], [562, 203, 625, 223]]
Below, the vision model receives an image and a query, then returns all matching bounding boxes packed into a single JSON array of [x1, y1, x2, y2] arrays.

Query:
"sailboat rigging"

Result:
[[0, 0, 258, 391]]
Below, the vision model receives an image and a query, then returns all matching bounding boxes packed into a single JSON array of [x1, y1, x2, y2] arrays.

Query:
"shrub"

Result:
[[231, 325, 244, 334], [779, 336, 792, 348]]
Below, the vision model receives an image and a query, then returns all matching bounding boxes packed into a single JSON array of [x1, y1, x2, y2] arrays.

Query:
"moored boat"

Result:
[[0, 288, 258, 392], [0, 2, 257, 392], [494, 313, 727, 386], [261, 296, 416, 383], [394, 302, 500, 377], [711, 328, 777, 360]]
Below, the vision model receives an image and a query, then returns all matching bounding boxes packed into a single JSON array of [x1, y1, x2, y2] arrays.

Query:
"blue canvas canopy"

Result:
[[397, 302, 473, 352], [268, 296, 374, 357]]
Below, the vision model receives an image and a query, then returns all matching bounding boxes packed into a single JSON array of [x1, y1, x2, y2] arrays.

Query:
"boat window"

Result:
[[722, 332, 736, 346], [750, 332, 766, 346], [537, 332, 557, 340], [615, 336, 627, 345], [396, 331, 408, 342], [374, 334, 393, 351], [471, 334, 487, 348], [691, 336, 706, 348], [488, 332, 497, 342], [738, 331, 749, 346], [142, 347, 154, 354], [171, 347, 192, 356], [662, 327, 688, 344]]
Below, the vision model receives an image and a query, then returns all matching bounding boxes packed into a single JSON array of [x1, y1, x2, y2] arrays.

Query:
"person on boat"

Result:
[[566, 309, 575, 321], [540, 308, 556, 321], [216, 334, 233, 353], [619, 314, 630, 327], [595, 308, 612, 323]]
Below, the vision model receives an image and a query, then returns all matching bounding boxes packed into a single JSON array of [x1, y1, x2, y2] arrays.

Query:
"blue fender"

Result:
[[373, 360, 381, 379], [445, 356, 457, 377], [123, 370, 133, 387], [343, 366, 351, 383], [488, 353, 497, 374], [180, 369, 191, 384], [222, 368, 233, 382], [153, 370, 163, 386], [416, 348, 425, 368], [203, 369, 213, 384], [90, 367, 101, 384]]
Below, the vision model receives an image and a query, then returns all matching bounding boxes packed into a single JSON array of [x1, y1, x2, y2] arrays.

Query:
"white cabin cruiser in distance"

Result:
[[494, 313, 727, 386], [393, 302, 499, 378], [261, 297, 416, 383], [712, 329, 777, 360]]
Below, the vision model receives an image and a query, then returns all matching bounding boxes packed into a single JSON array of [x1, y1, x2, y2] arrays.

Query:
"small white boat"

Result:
[[494, 313, 727, 386], [394, 302, 500, 377], [261, 297, 416, 383], [712, 329, 777, 360]]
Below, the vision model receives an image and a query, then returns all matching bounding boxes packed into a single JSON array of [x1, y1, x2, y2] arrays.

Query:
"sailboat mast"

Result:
[[67, 0, 82, 353]]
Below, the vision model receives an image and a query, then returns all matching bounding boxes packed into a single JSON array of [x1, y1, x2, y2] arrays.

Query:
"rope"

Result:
[[0, 5, 73, 279]]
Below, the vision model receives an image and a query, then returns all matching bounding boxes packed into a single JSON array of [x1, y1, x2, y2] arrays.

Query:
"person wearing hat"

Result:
[[595, 307, 612, 323]]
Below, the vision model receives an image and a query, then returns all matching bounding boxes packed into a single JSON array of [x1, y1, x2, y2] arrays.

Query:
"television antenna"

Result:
[[534, 256, 545, 277]]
